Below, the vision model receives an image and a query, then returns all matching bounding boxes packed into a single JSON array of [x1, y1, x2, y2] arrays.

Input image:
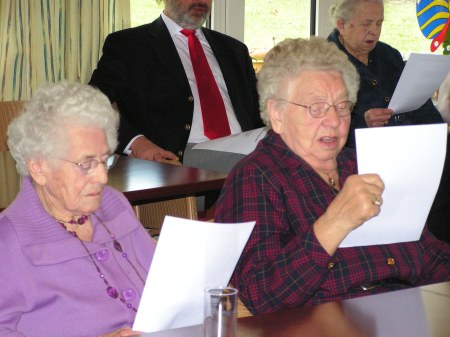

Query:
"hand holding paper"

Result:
[[339, 124, 447, 247], [388, 53, 450, 114]]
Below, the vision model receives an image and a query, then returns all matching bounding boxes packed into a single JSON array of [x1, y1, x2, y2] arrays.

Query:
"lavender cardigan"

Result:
[[0, 177, 156, 336]]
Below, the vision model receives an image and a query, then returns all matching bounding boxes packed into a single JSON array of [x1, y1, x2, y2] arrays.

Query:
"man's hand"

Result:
[[364, 108, 393, 127], [130, 136, 178, 162]]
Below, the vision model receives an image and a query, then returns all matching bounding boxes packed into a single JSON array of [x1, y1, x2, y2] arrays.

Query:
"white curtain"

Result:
[[0, 0, 130, 100]]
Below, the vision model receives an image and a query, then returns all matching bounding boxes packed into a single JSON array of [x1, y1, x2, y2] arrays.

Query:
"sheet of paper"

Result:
[[133, 216, 255, 333], [192, 127, 269, 154], [388, 53, 450, 113], [340, 124, 447, 247]]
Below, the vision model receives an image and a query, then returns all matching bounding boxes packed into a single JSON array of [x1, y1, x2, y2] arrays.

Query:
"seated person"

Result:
[[329, 0, 449, 244], [89, 0, 263, 173], [215, 37, 450, 315], [0, 82, 156, 336], [327, 0, 443, 149]]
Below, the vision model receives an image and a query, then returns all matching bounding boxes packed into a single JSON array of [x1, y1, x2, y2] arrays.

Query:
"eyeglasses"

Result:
[[57, 155, 115, 174], [279, 99, 354, 118]]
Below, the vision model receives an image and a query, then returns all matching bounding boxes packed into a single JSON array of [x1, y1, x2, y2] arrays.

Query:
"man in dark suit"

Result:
[[89, 0, 263, 165]]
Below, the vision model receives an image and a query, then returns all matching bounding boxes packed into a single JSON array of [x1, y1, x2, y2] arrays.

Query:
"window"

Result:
[[244, 0, 311, 52], [382, 0, 432, 58], [129, 0, 439, 59], [130, 0, 161, 27]]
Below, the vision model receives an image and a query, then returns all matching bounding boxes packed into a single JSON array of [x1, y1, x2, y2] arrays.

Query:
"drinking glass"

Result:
[[203, 287, 238, 337]]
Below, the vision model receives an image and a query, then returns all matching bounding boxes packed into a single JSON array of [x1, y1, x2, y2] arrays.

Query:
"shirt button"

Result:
[[327, 262, 335, 269], [185, 124, 191, 131], [122, 288, 136, 301], [177, 150, 183, 157], [95, 249, 109, 261], [387, 257, 395, 266], [188, 96, 194, 102], [385, 97, 390, 102], [372, 80, 378, 86]]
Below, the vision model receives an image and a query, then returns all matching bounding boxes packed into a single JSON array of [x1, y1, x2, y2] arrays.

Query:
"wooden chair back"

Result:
[[0, 100, 26, 151]]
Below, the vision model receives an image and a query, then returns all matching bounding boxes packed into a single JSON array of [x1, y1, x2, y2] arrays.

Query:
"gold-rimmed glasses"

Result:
[[278, 99, 354, 118], [56, 155, 116, 174]]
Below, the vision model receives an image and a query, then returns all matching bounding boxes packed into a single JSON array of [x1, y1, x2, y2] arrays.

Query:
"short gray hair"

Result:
[[7, 82, 119, 175], [258, 37, 360, 126], [330, 0, 384, 25]]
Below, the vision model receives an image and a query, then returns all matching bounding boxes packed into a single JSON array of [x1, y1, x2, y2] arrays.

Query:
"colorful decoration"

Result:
[[416, 0, 450, 53]]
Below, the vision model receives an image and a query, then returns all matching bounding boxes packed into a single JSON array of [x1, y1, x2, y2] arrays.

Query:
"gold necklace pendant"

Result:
[[327, 175, 336, 187]]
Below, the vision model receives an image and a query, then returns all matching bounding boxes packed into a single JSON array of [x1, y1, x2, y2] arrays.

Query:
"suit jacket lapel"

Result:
[[203, 28, 232, 78], [147, 17, 190, 87]]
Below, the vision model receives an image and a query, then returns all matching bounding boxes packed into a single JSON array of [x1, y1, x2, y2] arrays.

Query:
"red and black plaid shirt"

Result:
[[215, 130, 450, 315]]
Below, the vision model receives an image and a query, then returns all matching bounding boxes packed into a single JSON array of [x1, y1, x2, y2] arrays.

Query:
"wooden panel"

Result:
[[0, 101, 26, 151], [133, 196, 198, 236]]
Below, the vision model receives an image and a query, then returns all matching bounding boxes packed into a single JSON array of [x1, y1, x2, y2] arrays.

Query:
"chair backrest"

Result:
[[0, 100, 26, 151], [133, 196, 198, 237]]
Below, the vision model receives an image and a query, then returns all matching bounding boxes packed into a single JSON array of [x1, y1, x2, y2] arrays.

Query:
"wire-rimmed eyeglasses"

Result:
[[278, 99, 354, 118], [56, 155, 116, 174]]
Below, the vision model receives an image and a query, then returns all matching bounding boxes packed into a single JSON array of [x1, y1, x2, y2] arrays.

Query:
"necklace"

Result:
[[55, 214, 88, 226], [326, 172, 336, 188], [56, 213, 146, 312]]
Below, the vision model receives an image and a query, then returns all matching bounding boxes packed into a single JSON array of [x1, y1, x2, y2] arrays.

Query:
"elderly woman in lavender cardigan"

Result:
[[0, 82, 156, 336]]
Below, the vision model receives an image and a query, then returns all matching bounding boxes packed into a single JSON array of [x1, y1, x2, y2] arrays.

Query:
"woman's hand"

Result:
[[364, 108, 392, 127], [100, 326, 142, 337], [314, 174, 384, 255]]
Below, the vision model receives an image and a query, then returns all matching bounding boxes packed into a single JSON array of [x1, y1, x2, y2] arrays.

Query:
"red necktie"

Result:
[[181, 29, 231, 139]]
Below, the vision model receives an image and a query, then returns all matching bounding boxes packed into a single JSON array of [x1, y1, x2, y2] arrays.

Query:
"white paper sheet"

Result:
[[192, 127, 269, 154], [388, 53, 450, 113], [340, 124, 447, 247], [133, 216, 255, 333]]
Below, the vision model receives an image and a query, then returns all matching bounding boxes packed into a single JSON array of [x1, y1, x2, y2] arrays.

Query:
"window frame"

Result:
[[210, 0, 333, 41]]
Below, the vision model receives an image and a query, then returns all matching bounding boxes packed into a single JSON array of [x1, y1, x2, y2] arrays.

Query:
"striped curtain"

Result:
[[0, 0, 130, 101]]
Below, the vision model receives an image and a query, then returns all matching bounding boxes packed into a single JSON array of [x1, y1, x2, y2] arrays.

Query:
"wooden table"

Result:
[[142, 282, 450, 337], [107, 155, 227, 204], [0, 152, 227, 210]]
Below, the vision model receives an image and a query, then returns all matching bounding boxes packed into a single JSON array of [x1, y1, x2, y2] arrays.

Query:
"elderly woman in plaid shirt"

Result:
[[215, 37, 450, 315]]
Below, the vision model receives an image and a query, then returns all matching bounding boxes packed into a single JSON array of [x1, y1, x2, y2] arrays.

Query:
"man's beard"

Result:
[[170, 2, 210, 29]]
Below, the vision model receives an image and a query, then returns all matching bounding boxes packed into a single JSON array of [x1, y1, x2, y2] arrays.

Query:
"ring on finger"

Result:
[[372, 194, 381, 206]]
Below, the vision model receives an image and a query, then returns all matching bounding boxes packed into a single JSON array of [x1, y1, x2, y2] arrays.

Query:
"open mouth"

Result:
[[320, 136, 339, 147]]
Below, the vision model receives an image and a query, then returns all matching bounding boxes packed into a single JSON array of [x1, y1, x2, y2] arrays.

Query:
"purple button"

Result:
[[122, 288, 136, 301], [95, 249, 109, 261]]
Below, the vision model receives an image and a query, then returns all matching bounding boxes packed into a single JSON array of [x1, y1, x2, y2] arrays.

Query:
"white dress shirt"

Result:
[[161, 13, 242, 143]]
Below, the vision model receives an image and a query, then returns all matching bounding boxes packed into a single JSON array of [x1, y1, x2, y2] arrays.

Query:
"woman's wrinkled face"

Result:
[[268, 71, 351, 170], [32, 126, 110, 217], [338, 2, 384, 57]]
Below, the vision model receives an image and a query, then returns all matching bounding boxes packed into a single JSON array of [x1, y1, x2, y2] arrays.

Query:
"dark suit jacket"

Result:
[[89, 16, 263, 159]]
